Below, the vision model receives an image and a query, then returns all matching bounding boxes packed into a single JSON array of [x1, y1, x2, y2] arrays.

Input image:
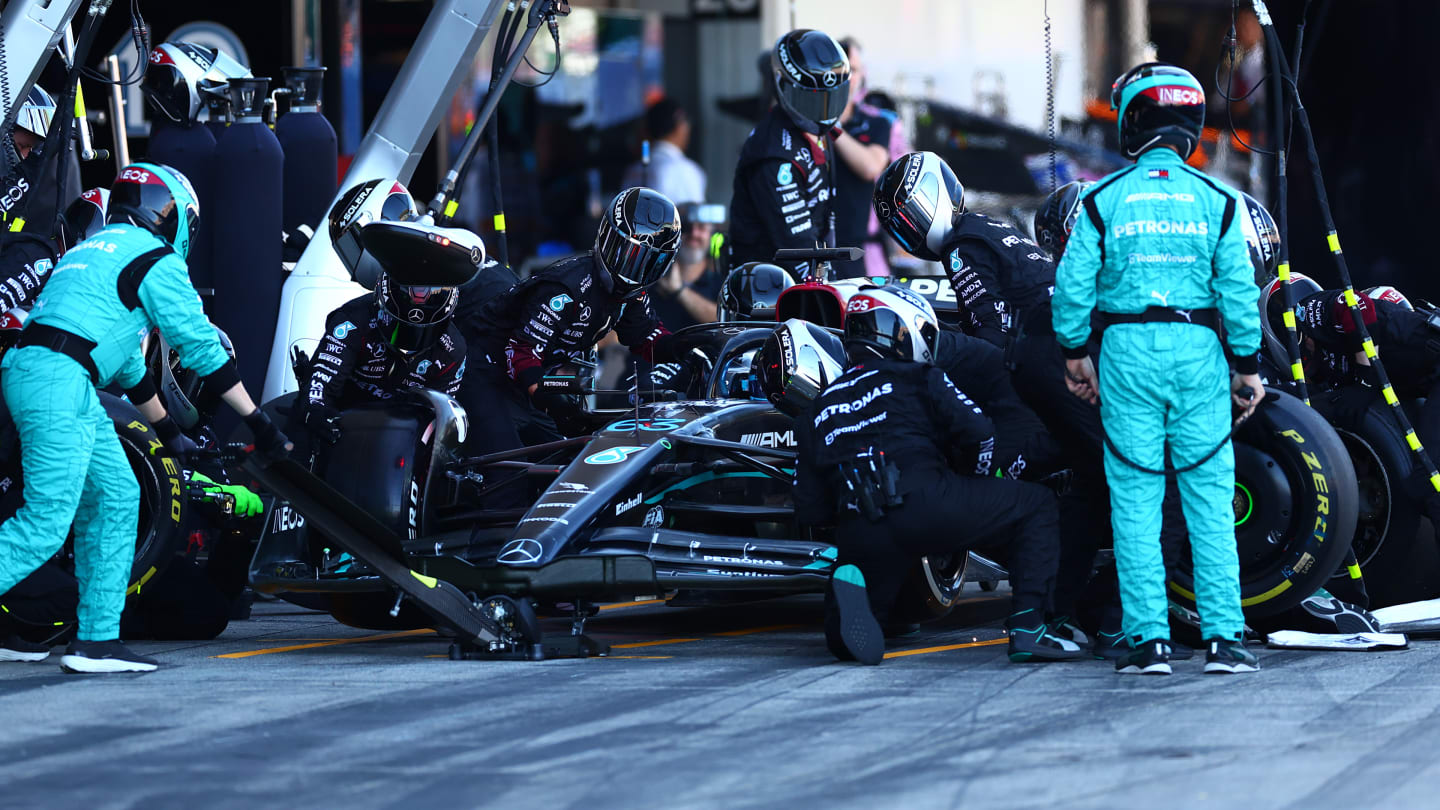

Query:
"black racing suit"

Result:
[[941, 213, 1112, 617], [729, 107, 833, 279], [456, 252, 676, 452], [935, 329, 1061, 481], [0, 231, 56, 312], [794, 359, 1060, 621], [0, 231, 59, 463], [305, 295, 467, 412]]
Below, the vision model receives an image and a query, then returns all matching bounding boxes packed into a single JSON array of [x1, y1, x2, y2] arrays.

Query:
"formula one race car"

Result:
[[245, 318, 1007, 655]]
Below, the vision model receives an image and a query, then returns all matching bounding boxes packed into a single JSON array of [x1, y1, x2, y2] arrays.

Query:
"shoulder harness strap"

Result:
[[116, 247, 174, 310]]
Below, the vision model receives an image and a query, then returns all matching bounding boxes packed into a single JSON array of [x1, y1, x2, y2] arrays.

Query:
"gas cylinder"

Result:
[[275, 67, 338, 234], [211, 77, 285, 396]]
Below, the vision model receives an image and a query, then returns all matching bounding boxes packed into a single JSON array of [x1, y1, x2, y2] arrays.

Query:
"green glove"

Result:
[[190, 471, 265, 518]]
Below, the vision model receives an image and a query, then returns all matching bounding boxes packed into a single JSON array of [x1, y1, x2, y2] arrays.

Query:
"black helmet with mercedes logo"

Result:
[[594, 187, 682, 295], [771, 29, 851, 135]]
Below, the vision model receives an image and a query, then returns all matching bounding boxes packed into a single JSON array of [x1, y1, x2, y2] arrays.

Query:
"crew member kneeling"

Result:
[[793, 287, 1082, 665], [0, 163, 290, 673], [1053, 63, 1263, 675]]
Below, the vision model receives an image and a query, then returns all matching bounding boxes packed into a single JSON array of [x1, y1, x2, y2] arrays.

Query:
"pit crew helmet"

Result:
[[15, 85, 56, 139], [60, 188, 110, 250], [595, 187, 682, 295], [327, 178, 420, 288], [843, 285, 940, 365], [375, 272, 459, 353], [107, 163, 200, 260], [719, 262, 796, 322], [873, 151, 965, 262], [752, 318, 847, 416], [1110, 62, 1206, 159], [142, 41, 251, 126], [1364, 285, 1414, 311], [1239, 191, 1280, 284], [1261, 271, 1322, 346], [772, 30, 850, 135], [1033, 181, 1091, 258]]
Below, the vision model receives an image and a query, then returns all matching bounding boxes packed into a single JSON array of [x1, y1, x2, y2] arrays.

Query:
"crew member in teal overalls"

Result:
[[0, 162, 290, 673], [1052, 64, 1264, 676]]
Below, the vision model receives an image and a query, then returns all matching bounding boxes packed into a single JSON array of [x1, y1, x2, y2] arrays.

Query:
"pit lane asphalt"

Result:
[[4, 588, 1440, 810]]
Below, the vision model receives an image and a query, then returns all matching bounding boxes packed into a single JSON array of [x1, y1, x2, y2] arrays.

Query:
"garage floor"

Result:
[[2, 587, 1438, 809]]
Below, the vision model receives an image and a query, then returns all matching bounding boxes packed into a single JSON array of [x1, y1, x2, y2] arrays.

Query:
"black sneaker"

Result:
[[1204, 638, 1259, 674], [0, 635, 51, 663], [60, 640, 158, 674], [1007, 609, 1085, 662], [1050, 616, 1090, 646], [1092, 629, 1128, 660], [824, 565, 884, 665], [1115, 639, 1172, 675]]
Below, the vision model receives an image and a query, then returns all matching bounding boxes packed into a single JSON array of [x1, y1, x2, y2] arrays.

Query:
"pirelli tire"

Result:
[[1166, 387, 1357, 620], [102, 394, 187, 596], [1329, 399, 1440, 608]]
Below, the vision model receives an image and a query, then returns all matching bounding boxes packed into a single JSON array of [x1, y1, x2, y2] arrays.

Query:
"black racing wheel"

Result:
[[892, 553, 969, 621], [1167, 387, 1357, 619], [110, 413, 188, 593], [1330, 400, 1440, 607]]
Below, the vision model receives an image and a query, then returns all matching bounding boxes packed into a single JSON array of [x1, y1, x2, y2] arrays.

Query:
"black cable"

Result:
[[78, 0, 149, 87], [1216, 3, 1277, 157], [1044, 0, 1057, 193], [1103, 407, 1255, 477]]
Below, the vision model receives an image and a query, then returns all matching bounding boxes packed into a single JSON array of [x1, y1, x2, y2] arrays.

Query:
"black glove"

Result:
[[1328, 383, 1378, 431], [243, 409, 293, 466], [150, 415, 199, 459], [532, 374, 583, 419], [303, 401, 343, 446]]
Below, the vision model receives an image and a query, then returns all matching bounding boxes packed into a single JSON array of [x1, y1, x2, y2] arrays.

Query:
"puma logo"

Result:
[[1175, 309, 1193, 323], [1150, 290, 1172, 307]]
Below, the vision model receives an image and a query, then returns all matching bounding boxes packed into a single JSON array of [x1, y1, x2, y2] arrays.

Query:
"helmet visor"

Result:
[[884, 182, 939, 255], [141, 66, 193, 124], [597, 227, 676, 290], [387, 284, 455, 325], [780, 80, 850, 131]]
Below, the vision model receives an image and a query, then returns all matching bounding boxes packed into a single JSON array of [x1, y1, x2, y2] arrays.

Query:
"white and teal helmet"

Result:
[[107, 162, 201, 259]]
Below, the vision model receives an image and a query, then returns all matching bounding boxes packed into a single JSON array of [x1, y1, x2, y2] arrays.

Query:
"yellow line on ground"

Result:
[[598, 599, 667, 611], [713, 624, 805, 636], [882, 637, 1007, 659], [605, 655, 674, 659], [611, 637, 701, 649], [215, 629, 437, 659]]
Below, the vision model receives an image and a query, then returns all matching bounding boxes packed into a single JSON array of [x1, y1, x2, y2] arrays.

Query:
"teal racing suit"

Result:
[[1052, 148, 1261, 645], [0, 224, 236, 641]]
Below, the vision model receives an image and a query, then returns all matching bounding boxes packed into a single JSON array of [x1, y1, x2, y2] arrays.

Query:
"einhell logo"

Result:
[[1145, 85, 1203, 106]]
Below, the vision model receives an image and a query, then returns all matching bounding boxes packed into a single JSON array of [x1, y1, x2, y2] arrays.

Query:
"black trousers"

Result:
[[836, 465, 1060, 621], [1006, 330, 1117, 618], [935, 330, 1062, 480]]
